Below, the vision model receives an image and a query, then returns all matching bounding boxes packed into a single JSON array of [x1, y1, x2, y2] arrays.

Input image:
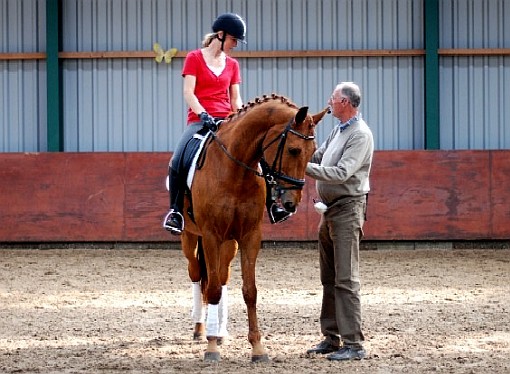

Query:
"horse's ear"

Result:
[[295, 106, 309, 124], [312, 106, 330, 125]]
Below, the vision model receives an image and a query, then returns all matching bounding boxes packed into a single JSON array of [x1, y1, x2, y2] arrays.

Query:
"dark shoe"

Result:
[[269, 204, 292, 224], [163, 210, 184, 235], [306, 340, 340, 355], [327, 346, 366, 361]]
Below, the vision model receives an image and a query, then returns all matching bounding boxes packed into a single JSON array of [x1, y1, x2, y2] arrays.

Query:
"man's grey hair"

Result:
[[338, 82, 361, 108]]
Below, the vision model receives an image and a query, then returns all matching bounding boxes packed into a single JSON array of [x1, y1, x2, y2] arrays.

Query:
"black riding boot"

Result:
[[163, 167, 184, 235]]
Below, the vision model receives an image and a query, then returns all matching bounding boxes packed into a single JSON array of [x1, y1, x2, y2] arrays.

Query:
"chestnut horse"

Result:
[[180, 94, 328, 362]]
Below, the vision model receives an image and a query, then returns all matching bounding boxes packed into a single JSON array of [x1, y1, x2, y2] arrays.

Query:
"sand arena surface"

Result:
[[1, 247, 509, 373]]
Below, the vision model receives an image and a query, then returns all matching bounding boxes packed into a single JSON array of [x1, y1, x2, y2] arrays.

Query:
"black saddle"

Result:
[[179, 127, 212, 183]]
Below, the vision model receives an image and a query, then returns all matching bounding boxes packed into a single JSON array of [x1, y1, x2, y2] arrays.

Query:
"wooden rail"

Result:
[[2, 48, 510, 61], [439, 48, 510, 56], [0, 52, 47, 60]]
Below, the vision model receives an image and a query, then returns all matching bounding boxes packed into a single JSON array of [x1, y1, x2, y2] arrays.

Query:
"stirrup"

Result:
[[163, 210, 184, 235]]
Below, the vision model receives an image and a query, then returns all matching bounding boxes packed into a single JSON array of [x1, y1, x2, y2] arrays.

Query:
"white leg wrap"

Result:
[[218, 285, 228, 337], [191, 282, 205, 323], [206, 303, 219, 337]]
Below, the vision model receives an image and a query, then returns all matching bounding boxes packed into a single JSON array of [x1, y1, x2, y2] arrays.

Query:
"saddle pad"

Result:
[[186, 131, 211, 189], [165, 131, 212, 191]]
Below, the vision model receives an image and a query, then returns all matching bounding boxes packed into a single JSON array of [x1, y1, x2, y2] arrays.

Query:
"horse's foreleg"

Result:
[[242, 278, 268, 362], [199, 235, 223, 361], [218, 285, 228, 337], [240, 235, 269, 363], [203, 302, 221, 362], [203, 284, 229, 360], [217, 240, 238, 340], [201, 238, 239, 361], [202, 301, 224, 361]]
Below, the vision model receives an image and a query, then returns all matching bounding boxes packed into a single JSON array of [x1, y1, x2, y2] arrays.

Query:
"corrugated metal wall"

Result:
[[59, 0, 425, 151], [61, 0, 187, 151], [1, 0, 509, 152], [440, 0, 510, 149], [0, 0, 47, 152]]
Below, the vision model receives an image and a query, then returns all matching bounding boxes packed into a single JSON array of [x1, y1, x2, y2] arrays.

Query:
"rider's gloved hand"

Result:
[[199, 112, 217, 132]]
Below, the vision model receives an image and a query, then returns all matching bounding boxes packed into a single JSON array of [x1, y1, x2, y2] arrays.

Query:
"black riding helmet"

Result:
[[212, 13, 246, 50]]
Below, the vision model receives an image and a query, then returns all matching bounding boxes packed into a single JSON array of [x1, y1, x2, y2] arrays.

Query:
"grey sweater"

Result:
[[305, 117, 374, 204]]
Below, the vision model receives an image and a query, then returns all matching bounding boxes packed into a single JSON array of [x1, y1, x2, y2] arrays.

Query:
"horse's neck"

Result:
[[219, 122, 267, 166], [219, 105, 292, 165]]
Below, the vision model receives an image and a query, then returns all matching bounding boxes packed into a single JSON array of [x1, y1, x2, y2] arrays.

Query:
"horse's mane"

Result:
[[224, 93, 299, 123]]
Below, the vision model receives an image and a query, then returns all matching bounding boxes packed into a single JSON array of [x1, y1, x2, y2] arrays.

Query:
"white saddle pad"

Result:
[[165, 131, 211, 191]]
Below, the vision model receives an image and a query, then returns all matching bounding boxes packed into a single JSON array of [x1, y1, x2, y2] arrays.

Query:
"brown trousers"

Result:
[[318, 195, 366, 347]]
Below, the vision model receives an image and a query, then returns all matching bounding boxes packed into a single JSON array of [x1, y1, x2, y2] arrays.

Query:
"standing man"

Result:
[[305, 82, 374, 361]]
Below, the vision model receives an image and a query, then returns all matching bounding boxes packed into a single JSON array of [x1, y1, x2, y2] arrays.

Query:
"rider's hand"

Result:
[[199, 112, 217, 132]]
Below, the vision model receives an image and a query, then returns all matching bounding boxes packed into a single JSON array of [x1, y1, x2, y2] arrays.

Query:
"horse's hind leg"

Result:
[[181, 233, 206, 341]]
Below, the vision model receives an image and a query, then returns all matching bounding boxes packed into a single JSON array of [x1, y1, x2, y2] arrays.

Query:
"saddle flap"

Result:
[[184, 131, 212, 189]]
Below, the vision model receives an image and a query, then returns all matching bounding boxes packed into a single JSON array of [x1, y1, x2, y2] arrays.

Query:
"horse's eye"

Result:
[[288, 147, 301, 156]]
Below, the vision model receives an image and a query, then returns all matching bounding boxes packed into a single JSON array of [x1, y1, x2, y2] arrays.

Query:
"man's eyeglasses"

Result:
[[329, 95, 350, 104]]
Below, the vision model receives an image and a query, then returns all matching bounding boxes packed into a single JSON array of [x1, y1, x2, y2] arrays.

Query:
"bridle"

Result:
[[211, 116, 315, 195], [259, 118, 316, 198]]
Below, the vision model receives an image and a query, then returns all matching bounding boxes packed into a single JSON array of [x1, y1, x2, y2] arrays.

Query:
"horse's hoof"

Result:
[[204, 351, 221, 362], [193, 332, 203, 341], [251, 354, 270, 363]]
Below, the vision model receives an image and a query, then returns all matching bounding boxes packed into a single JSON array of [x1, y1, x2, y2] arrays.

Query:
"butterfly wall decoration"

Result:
[[153, 43, 178, 64]]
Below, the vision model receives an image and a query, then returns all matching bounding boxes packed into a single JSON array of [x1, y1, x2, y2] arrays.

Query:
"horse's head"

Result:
[[261, 104, 329, 213]]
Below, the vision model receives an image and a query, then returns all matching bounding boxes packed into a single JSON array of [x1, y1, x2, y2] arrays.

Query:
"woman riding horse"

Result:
[[163, 13, 290, 235]]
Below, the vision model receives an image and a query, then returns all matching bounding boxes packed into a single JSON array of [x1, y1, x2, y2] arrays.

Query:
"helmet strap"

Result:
[[216, 33, 226, 51]]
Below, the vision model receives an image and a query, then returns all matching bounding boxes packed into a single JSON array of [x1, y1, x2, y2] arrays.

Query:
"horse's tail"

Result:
[[197, 236, 208, 301]]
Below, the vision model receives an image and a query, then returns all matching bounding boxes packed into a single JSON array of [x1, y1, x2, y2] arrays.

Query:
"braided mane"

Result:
[[224, 93, 298, 123]]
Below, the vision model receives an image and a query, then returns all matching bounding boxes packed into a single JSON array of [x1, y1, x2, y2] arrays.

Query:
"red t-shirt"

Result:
[[182, 49, 241, 124]]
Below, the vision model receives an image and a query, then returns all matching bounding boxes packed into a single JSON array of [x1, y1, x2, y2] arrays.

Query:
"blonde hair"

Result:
[[202, 33, 217, 47]]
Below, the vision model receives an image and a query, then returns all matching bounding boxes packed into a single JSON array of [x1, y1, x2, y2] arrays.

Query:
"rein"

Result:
[[210, 116, 315, 193]]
